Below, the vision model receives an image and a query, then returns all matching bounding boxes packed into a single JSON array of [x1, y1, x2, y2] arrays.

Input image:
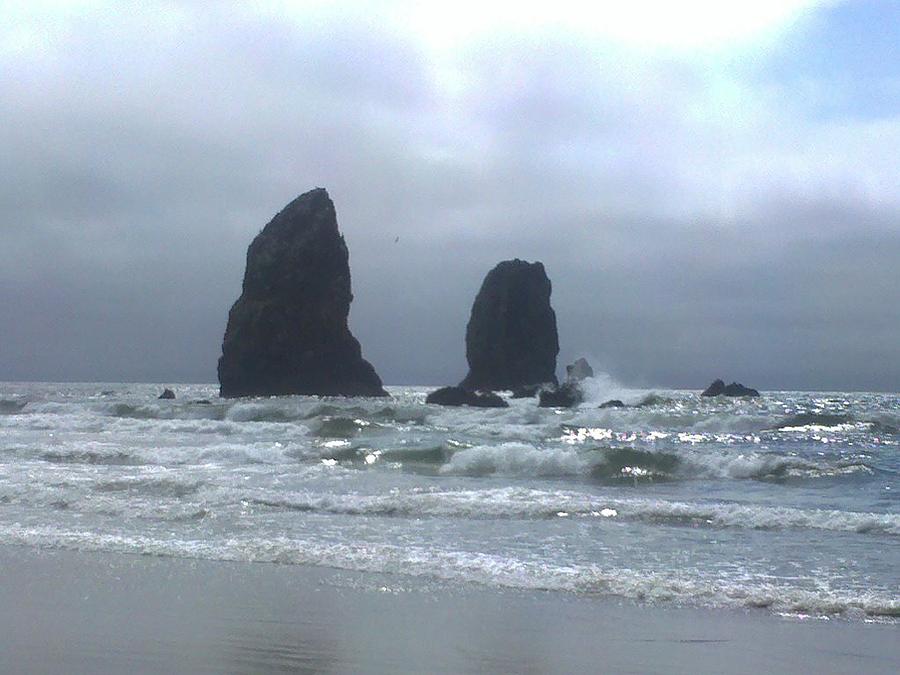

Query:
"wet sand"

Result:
[[1, 545, 896, 674]]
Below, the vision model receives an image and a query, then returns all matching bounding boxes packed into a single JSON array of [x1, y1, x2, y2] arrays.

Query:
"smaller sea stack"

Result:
[[459, 259, 559, 391]]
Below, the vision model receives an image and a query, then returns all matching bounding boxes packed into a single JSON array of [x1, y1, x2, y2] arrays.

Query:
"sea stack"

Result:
[[218, 188, 387, 398], [459, 259, 559, 391]]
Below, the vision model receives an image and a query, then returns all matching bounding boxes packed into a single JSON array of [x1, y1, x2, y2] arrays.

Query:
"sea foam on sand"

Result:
[[0, 545, 897, 675]]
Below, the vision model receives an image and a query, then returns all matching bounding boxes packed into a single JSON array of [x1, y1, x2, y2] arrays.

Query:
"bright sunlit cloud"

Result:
[[401, 0, 827, 51]]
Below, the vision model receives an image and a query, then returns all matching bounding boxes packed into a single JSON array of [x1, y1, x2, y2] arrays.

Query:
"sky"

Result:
[[1, 0, 898, 391]]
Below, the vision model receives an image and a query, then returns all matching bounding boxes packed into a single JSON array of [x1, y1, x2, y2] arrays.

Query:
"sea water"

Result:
[[1, 381, 897, 620]]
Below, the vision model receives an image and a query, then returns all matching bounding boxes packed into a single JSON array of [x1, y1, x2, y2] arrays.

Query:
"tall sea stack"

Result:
[[459, 259, 559, 391], [218, 188, 387, 398]]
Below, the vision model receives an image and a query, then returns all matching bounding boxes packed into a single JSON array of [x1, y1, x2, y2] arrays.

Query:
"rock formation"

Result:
[[536, 358, 595, 408], [510, 384, 545, 399], [701, 379, 760, 397], [599, 399, 625, 408], [566, 358, 593, 383], [218, 188, 387, 398], [425, 386, 509, 408], [459, 259, 559, 391], [539, 383, 581, 408]]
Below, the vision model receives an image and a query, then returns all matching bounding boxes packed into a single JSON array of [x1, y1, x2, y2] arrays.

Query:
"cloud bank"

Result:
[[1, 1, 897, 390]]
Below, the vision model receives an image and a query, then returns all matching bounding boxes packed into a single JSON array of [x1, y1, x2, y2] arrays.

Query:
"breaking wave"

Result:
[[436, 442, 858, 482]]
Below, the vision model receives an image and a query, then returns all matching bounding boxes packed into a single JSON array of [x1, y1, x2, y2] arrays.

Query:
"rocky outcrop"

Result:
[[599, 399, 625, 409], [536, 358, 595, 408], [426, 386, 509, 408], [510, 384, 544, 399], [459, 259, 559, 391], [539, 383, 581, 408], [701, 379, 760, 397], [566, 358, 593, 383], [158, 388, 175, 400], [218, 188, 387, 398]]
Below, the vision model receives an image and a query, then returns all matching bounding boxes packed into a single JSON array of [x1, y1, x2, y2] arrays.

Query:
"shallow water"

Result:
[[1, 381, 897, 620]]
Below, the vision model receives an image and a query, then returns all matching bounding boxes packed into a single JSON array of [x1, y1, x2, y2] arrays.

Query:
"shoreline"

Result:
[[2, 544, 897, 674]]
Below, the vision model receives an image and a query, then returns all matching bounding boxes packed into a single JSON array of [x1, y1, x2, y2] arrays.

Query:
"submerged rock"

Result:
[[539, 383, 582, 408], [459, 259, 559, 391], [701, 379, 760, 397], [425, 386, 509, 408], [599, 399, 625, 409], [218, 188, 387, 398], [158, 388, 175, 400], [566, 358, 594, 383]]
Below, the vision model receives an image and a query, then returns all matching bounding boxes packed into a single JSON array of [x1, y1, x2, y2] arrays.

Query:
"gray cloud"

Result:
[[1, 2, 897, 390]]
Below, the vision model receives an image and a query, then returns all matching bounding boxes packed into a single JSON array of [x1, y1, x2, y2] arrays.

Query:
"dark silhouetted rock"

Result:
[[218, 189, 387, 398], [459, 259, 559, 391], [702, 379, 726, 396], [158, 388, 175, 399], [599, 399, 625, 409], [510, 384, 545, 399], [539, 383, 582, 408], [566, 358, 594, 383], [702, 379, 760, 397], [426, 386, 509, 408], [723, 382, 760, 397]]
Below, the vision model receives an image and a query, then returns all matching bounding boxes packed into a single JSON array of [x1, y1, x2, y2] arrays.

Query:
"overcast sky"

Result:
[[1, 1, 898, 391]]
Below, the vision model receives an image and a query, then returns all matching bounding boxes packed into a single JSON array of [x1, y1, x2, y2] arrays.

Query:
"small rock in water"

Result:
[[701, 379, 760, 397], [426, 386, 509, 408], [158, 388, 176, 400], [566, 357, 593, 383], [539, 382, 582, 408], [599, 399, 625, 409], [539, 357, 593, 407], [510, 383, 551, 399]]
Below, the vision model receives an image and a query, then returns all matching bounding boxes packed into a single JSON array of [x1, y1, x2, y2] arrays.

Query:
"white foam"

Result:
[[2, 523, 896, 618], [228, 486, 900, 536]]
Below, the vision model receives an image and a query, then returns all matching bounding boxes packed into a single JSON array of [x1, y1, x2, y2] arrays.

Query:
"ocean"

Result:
[[1, 380, 897, 622]]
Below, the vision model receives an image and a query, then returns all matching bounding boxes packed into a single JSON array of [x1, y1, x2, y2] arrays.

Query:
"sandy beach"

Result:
[[1, 544, 896, 675]]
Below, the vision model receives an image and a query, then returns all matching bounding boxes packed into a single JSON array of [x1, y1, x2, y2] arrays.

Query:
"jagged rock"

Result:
[[158, 388, 175, 400], [218, 188, 387, 398], [701, 379, 760, 397], [566, 358, 594, 383], [459, 259, 559, 391], [701, 379, 726, 396], [539, 383, 582, 408], [723, 382, 760, 397], [426, 386, 509, 408], [599, 399, 625, 409]]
